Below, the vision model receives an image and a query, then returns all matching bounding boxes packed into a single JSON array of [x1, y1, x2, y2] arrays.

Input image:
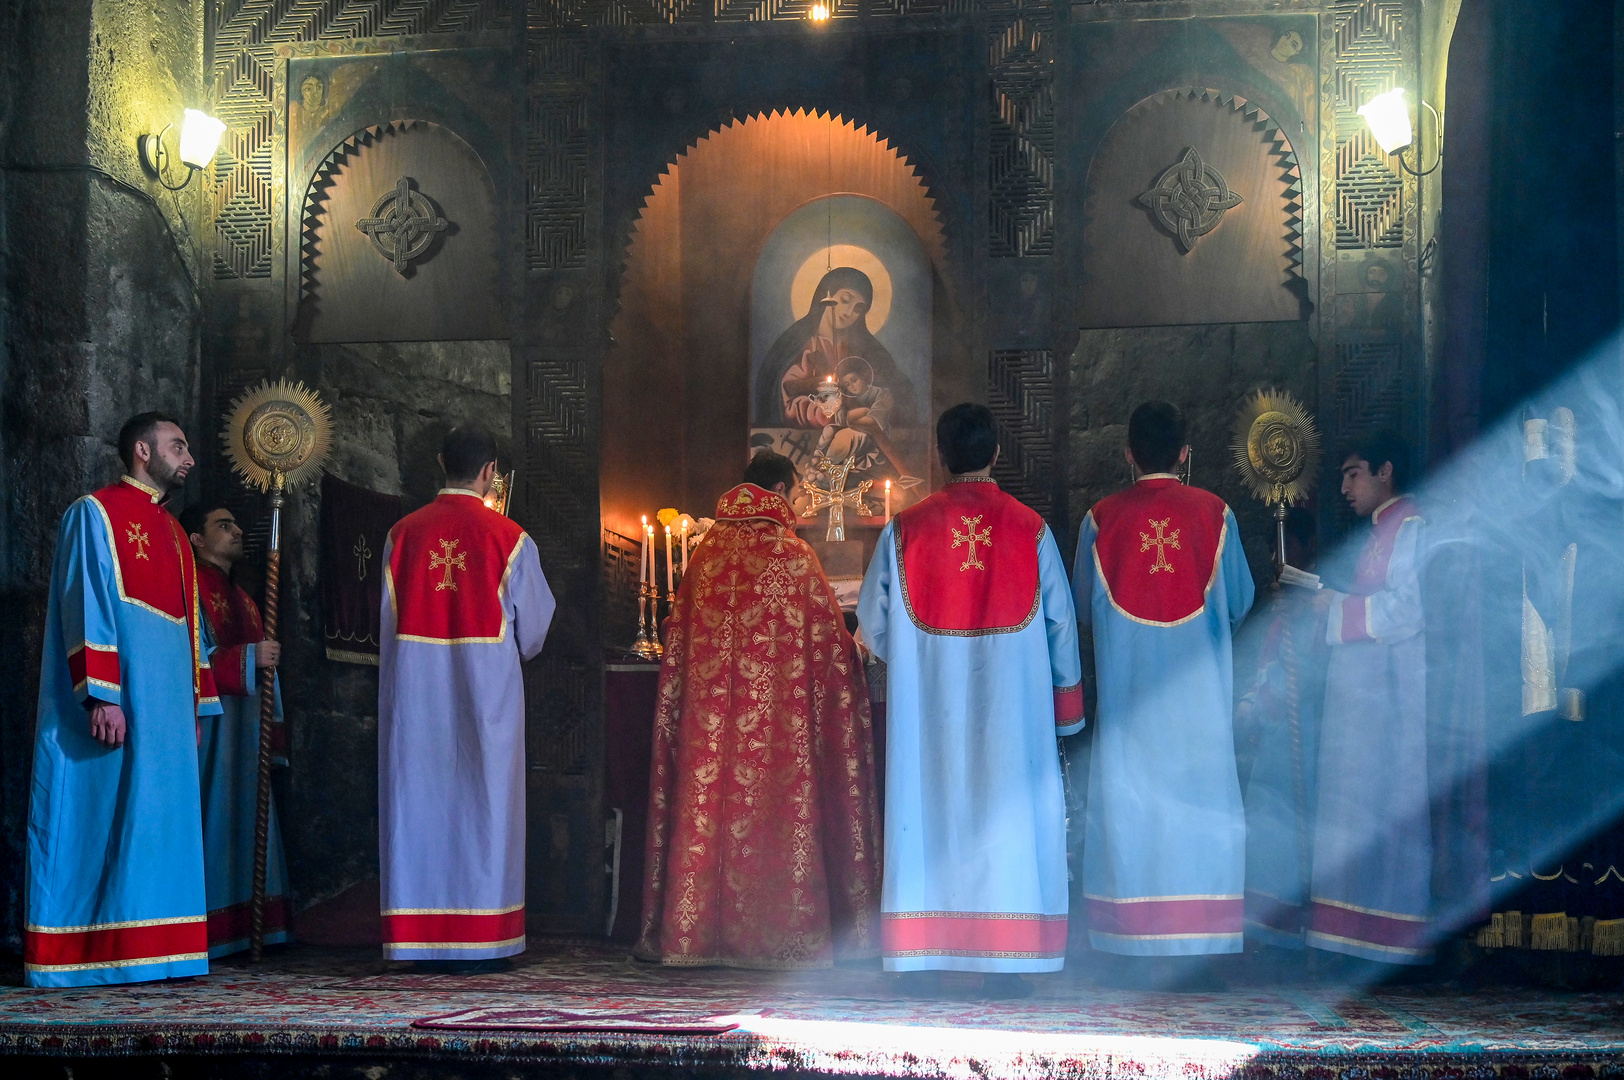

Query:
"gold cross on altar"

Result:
[[951, 515, 992, 571], [801, 455, 872, 542], [1139, 518, 1180, 574], [126, 522, 151, 560], [430, 538, 466, 591], [353, 534, 372, 581]]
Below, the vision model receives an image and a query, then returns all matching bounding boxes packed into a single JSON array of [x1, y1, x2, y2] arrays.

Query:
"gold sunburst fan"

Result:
[[223, 378, 333, 491], [1231, 388, 1321, 508]]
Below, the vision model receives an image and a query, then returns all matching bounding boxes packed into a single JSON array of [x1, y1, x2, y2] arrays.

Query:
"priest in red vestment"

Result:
[[180, 503, 290, 956], [637, 451, 881, 969]]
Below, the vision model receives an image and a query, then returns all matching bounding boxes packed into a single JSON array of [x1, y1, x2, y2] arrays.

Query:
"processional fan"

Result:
[[222, 379, 333, 960], [1231, 389, 1321, 577]]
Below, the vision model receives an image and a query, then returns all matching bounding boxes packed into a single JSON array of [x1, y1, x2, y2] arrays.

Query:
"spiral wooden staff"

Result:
[[223, 380, 331, 960]]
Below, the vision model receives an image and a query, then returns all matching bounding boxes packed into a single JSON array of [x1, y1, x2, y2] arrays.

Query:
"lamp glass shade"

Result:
[[1358, 88, 1413, 155], [178, 110, 227, 170]]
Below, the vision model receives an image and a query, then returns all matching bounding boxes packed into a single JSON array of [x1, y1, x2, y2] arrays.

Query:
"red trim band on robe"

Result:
[[1054, 683, 1084, 726], [381, 906, 527, 948], [1088, 479, 1230, 626], [24, 917, 208, 971], [882, 912, 1068, 959], [1334, 594, 1373, 642], [387, 493, 527, 644], [894, 479, 1043, 636], [67, 643, 120, 695], [207, 898, 289, 947], [1307, 899, 1429, 956], [1086, 895, 1244, 940], [1245, 891, 1306, 936]]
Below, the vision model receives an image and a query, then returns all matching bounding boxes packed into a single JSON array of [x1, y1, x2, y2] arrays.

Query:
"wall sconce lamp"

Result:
[[138, 109, 227, 190], [807, 3, 830, 21], [1357, 88, 1442, 177]]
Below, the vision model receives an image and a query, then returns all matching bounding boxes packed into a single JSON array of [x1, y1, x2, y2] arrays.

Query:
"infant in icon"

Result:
[[810, 357, 916, 482]]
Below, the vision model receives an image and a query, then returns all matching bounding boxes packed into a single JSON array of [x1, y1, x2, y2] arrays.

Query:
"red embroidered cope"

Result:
[[387, 492, 527, 644], [197, 562, 264, 699], [1089, 477, 1230, 626], [895, 479, 1042, 635]]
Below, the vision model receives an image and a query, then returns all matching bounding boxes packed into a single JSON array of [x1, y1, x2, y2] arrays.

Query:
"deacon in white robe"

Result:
[[858, 404, 1083, 994], [378, 426, 554, 969]]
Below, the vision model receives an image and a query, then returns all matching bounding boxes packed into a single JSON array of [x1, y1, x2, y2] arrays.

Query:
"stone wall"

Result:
[[0, 0, 206, 950]]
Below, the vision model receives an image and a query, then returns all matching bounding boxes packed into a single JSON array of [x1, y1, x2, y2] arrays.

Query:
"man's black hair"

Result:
[[1342, 429, 1411, 492], [743, 450, 797, 492], [441, 423, 499, 483], [936, 403, 999, 475], [178, 502, 233, 540], [117, 411, 180, 471], [1127, 401, 1187, 475]]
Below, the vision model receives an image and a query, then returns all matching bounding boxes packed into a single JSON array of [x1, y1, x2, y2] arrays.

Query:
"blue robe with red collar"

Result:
[[1073, 476, 1254, 956], [858, 477, 1083, 973], [25, 476, 221, 987]]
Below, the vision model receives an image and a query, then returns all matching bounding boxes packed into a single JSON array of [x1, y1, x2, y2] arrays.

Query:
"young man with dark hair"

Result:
[[1072, 401, 1254, 985], [181, 503, 291, 956], [378, 424, 555, 973], [25, 412, 221, 986], [1280, 431, 1432, 967], [638, 451, 880, 969], [857, 403, 1083, 999]]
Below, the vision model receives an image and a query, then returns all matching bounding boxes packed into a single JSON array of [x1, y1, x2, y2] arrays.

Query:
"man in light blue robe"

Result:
[[858, 404, 1083, 999], [379, 425, 554, 972], [1073, 402, 1254, 975], [26, 413, 222, 987]]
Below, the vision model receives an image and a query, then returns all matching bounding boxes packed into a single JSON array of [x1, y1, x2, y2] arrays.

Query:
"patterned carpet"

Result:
[[3, 940, 1624, 1076]]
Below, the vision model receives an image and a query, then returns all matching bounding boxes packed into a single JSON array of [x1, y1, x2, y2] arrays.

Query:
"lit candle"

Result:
[[647, 524, 655, 585], [639, 516, 648, 584], [665, 525, 674, 594], [884, 478, 892, 521], [680, 521, 689, 574]]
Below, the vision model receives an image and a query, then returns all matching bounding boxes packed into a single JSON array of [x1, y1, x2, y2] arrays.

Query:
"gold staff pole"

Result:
[[224, 380, 332, 961]]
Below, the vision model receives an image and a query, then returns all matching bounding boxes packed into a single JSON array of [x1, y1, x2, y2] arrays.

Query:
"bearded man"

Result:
[[180, 503, 291, 956], [637, 450, 880, 969], [25, 412, 221, 986]]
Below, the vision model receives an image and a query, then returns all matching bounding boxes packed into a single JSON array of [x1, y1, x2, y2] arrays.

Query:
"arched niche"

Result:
[[295, 119, 505, 343], [1078, 88, 1307, 329], [602, 109, 949, 540]]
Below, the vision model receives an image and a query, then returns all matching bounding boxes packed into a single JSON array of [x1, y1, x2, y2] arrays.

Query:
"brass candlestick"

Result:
[[631, 581, 663, 660]]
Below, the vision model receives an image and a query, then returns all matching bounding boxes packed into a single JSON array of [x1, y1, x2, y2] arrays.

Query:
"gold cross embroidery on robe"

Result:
[[1140, 518, 1180, 574], [126, 522, 151, 560], [951, 515, 992, 571], [209, 592, 232, 620], [430, 538, 466, 591]]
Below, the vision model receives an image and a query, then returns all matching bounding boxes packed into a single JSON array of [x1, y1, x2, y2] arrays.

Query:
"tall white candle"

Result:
[[665, 525, 674, 594], [680, 522, 689, 574], [638, 516, 648, 584], [884, 479, 892, 521]]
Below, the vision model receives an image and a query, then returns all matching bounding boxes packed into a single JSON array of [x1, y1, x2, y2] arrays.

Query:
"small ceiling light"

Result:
[[808, 3, 830, 21], [139, 109, 227, 190], [1357, 87, 1442, 176]]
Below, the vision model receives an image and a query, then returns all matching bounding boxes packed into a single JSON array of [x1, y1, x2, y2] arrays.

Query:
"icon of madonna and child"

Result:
[[752, 265, 927, 519]]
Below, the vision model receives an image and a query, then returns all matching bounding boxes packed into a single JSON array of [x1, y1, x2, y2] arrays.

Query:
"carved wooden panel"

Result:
[[989, 9, 1055, 258], [988, 348, 1055, 520], [1079, 88, 1306, 328], [296, 120, 505, 342], [1331, 0, 1404, 250], [526, 36, 590, 270], [206, 1, 513, 281]]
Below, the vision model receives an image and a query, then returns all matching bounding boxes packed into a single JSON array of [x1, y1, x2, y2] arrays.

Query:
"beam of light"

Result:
[[721, 1015, 1261, 1078]]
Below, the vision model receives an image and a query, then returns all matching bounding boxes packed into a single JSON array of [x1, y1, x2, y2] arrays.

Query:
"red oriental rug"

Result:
[[413, 1007, 742, 1035]]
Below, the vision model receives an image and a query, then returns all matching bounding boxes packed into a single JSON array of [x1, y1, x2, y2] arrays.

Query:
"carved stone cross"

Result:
[[801, 455, 873, 543], [356, 176, 448, 275]]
